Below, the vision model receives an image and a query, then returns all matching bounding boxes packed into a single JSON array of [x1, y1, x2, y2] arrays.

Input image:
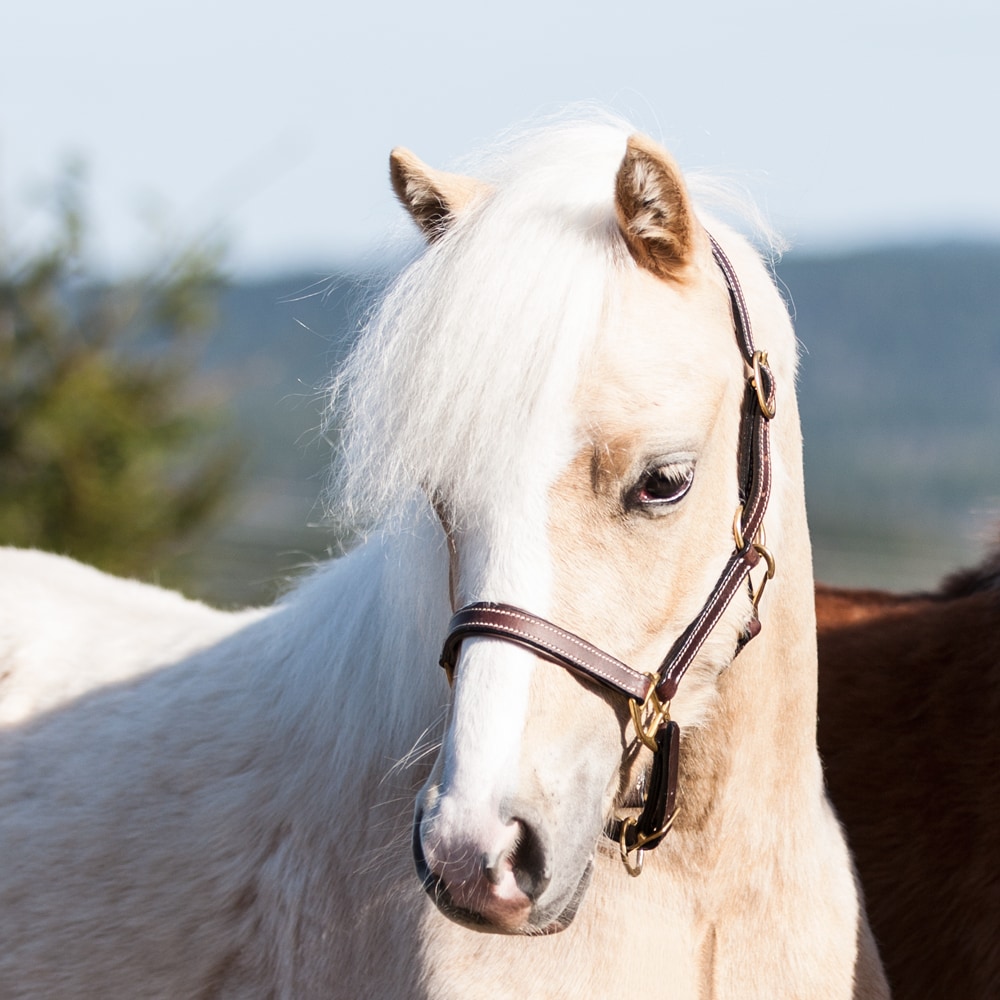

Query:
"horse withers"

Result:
[[0, 119, 888, 998]]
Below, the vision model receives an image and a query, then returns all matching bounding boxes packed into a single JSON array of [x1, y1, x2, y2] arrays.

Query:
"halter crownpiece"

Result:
[[438, 232, 776, 875]]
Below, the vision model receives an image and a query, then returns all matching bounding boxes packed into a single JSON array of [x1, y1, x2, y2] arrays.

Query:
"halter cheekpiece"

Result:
[[439, 233, 777, 876]]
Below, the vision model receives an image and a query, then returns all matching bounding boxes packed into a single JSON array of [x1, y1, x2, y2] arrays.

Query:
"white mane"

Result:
[[327, 120, 638, 530]]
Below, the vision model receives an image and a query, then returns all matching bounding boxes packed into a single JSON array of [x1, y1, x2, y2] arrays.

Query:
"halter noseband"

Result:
[[438, 234, 777, 875]]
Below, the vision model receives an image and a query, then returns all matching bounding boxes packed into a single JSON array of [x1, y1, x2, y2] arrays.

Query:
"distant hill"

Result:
[[156, 243, 1000, 605], [779, 243, 1000, 588]]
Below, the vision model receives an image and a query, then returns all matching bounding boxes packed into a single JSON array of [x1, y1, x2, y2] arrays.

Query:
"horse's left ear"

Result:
[[615, 134, 700, 280], [389, 148, 487, 242]]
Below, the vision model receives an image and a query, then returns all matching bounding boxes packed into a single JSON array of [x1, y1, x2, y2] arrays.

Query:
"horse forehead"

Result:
[[577, 266, 739, 435]]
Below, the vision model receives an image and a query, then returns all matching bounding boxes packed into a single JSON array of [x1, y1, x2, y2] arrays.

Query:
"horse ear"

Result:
[[389, 147, 486, 242], [615, 134, 699, 280]]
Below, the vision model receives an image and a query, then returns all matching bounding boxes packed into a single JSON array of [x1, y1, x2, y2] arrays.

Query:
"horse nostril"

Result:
[[510, 818, 551, 901], [478, 819, 551, 901]]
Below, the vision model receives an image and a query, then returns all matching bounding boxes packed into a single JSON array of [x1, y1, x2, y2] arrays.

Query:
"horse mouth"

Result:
[[411, 817, 592, 935]]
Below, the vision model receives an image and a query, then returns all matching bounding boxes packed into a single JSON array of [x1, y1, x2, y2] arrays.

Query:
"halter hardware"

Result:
[[750, 540, 776, 614], [750, 349, 777, 419], [618, 808, 679, 877], [436, 234, 776, 876], [629, 675, 671, 753], [733, 505, 777, 615], [615, 717, 681, 874]]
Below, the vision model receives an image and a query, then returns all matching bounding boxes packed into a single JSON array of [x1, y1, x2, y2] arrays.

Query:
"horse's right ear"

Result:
[[389, 148, 487, 243], [614, 134, 699, 280]]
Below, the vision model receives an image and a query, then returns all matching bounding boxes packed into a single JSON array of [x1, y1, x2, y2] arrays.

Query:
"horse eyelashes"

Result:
[[629, 464, 695, 510]]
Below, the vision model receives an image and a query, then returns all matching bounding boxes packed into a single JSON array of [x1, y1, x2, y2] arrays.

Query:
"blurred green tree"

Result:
[[0, 162, 241, 579]]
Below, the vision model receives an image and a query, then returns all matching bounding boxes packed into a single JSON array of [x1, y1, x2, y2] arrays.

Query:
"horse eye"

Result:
[[628, 464, 694, 511]]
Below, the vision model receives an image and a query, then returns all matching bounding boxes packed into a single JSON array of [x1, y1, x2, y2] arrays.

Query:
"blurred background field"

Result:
[[3, 0, 999, 608]]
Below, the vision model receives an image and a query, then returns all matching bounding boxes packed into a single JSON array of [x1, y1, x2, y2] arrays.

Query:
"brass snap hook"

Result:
[[750, 539, 776, 613], [733, 508, 776, 613]]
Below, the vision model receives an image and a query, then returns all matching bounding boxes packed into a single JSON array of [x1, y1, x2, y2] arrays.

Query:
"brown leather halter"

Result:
[[439, 234, 777, 875]]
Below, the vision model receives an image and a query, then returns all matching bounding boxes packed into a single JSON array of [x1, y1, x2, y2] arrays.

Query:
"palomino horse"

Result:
[[0, 120, 888, 998], [817, 543, 1000, 1000]]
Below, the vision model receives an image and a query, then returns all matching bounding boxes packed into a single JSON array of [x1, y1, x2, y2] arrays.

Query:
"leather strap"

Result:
[[441, 602, 653, 701], [615, 719, 680, 854], [652, 235, 774, 700]]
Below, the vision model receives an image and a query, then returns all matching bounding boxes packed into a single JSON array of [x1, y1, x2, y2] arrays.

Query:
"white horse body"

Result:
[[0, 118, 888, 998], [0, 531, 444, 997]]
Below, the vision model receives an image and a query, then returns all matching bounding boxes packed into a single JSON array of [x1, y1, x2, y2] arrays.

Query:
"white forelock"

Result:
[[326, 118, 640, 531]]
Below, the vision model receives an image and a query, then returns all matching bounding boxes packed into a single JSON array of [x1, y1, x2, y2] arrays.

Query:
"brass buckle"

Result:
[[618, 810, 680, 877], [750, 350, 776, 419], [629, 674, 670, 753]]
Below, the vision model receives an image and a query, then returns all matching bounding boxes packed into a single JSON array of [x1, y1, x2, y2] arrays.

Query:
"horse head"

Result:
[[335, 123, 799, 936]]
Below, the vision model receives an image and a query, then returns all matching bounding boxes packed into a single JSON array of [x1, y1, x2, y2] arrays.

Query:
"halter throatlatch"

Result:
[[438, 233, 777, 875]]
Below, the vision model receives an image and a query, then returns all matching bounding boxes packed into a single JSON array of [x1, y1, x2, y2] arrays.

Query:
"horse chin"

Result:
[[411, 819, 593, 935]]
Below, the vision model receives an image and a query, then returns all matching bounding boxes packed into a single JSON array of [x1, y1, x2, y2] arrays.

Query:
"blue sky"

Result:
[[2, 0, 998, 274]]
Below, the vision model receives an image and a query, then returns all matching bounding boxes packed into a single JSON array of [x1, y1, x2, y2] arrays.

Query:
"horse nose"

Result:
[[418, 811, 551, 930]]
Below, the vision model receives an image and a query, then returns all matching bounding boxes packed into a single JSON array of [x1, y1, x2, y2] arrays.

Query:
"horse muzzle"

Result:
[[412, 801, 592, 935]]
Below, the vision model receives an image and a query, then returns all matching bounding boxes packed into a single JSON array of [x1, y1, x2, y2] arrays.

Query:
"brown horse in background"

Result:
[[817, 542, 1000, 1000]]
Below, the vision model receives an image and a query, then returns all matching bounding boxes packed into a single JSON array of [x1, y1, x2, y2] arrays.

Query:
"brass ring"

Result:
[[733, 504, 746, 550]]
